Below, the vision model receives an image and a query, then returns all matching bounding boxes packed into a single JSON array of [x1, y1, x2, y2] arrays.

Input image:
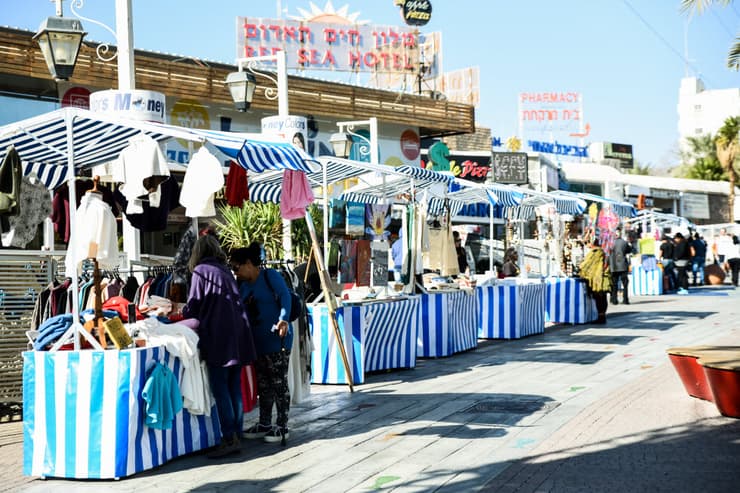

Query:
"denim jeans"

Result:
[[661, 259, 677, 291], [691, 257, 705, 284], [207, 364, 243, 438]]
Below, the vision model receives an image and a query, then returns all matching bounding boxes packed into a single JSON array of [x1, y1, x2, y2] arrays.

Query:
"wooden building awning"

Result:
[[0, 27, 474, 138]]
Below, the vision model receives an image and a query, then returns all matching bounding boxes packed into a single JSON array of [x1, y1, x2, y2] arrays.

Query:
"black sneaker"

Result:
[[243, 423, 272, 439], [264, 425, 289, 443]]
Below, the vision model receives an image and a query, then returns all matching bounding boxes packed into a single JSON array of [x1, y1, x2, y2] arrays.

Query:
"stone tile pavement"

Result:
[[2, 284, 739, 492]]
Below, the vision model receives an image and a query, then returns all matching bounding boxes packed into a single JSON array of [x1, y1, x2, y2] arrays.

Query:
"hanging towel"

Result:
[[346, 201, 365, 236], [280, 169, 314, 220], [225, 161, 249, 206], [142, 362, 183, 429]]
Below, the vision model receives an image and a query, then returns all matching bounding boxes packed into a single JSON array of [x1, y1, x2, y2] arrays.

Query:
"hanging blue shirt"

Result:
[[142, 362, 183, 430]]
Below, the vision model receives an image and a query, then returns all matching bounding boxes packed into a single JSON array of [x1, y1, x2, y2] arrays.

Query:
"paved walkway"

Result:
[[2, 284, 739, 492]]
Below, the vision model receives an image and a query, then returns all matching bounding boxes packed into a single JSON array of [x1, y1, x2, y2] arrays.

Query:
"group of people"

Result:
[[657, 232, 703, 294], [181, 234, 295, 458], [657, 230, 740, 291]]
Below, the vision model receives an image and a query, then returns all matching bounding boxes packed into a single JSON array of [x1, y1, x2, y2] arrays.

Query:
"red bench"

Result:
[[697, 352, 740, 418], [666, 346, 740, 418]]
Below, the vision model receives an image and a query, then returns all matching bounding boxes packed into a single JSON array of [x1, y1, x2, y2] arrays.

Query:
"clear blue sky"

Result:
[[3, 0, 738, 168]]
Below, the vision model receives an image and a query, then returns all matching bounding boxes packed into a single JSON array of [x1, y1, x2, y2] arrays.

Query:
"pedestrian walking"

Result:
[[182, 234, 257, 458], [727, 235, 740, 287], [716, 228, 734, 275], [672, 232, 691, 294], [231, 242, 293, 445], [689, 232, 707, 286], [580, 237, 612, 324], [658, 234, 676, 292], [609, 228, 632, 305]]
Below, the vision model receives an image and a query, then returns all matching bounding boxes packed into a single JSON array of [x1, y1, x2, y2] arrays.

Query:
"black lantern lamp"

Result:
[[33, 15, 86, 81], [225, 70, 257, 111]]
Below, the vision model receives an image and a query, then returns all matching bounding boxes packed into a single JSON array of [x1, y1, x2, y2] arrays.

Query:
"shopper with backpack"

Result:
[[230, 242, 293, 444]]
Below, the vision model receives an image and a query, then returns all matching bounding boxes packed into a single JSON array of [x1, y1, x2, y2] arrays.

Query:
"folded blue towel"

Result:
[[34, 313, 76, 350]]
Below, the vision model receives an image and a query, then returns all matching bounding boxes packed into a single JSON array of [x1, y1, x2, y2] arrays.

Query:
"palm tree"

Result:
[[715, 116, 740, 220], [625, 160, 653, 175], [681, 0, 740, 70], [677, 133, 726, 180]]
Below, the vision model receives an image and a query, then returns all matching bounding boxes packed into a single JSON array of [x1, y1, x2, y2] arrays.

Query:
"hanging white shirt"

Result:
[[113, 135, 169, 215], [64, 192, 119, 277], [180, 146, 224, 217]]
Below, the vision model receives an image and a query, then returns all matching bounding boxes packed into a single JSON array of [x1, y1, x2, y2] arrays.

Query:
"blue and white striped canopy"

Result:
[[338, 164, 453, 204], [506, 192, 587, 220], [188, 128, 316, 174], [249, 156, 396, 189], [427, 196, 466, 217], [553, 191, 636, 218], [0, 108, 316, 189], [248, 181, 282, 204]]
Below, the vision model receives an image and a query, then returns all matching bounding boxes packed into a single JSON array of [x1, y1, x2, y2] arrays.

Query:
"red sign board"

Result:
[[400, 129, 420, 160]]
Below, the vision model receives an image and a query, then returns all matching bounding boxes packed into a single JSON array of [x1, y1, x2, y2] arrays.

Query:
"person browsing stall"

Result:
[[501, 247, 520, 278], [609, 227, 632, 305], [580, 237, 612, 324], [672, 232, 691, 294], [231, 243, 293, 444], [182, 234, 256, 458], [453, 231, 469, 275]]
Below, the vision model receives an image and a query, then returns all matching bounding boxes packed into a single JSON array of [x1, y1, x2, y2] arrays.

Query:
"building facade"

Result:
[[677, 76, 740, 152]]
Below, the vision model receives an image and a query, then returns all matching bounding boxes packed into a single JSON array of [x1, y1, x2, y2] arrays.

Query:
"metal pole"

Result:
[[276, 50, 289, 118], [117, 0, 140, 266], [276, 49, 293, 261], [323, 161, 329, 264], [369, 117, 378, 166]]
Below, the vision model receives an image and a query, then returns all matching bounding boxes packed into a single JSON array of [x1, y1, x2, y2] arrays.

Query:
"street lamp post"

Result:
[[33, 0, 86, 81], [227, 51, 289, 118], [226, 51, 293, 259]]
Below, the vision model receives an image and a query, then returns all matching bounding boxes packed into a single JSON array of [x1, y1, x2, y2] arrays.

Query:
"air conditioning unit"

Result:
[[422, 90, 447, 101]]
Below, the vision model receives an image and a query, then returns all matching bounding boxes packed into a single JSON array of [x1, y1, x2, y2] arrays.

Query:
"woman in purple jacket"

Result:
[[182, 234, 256, 458]]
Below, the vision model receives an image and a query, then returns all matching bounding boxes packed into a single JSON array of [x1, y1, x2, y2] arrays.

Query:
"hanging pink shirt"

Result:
[[280, 169, 314, 220]]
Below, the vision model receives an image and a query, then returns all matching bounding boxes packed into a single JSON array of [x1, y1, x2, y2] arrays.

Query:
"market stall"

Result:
[[307, 296, 420, 385], [544, 276, 597, 324], [0, 107, 315, 478], [476, 279, 547, 339], [23, 346, 219, 479], [418, 289, 478, 357], [338, 166, 487, 358], [624, 210, 694, 295]]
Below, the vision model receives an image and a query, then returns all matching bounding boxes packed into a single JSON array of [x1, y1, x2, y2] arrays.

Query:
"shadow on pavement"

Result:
[[181, 418, 740, 492], [480, 418, 740, 492], [96, 392, 557, 489]]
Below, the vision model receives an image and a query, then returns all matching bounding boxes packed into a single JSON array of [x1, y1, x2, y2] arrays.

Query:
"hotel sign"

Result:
[[237, 17, 422, 73]]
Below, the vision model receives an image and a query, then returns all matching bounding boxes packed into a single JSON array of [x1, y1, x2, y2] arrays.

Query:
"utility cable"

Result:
[[621, 0, 708, 84]]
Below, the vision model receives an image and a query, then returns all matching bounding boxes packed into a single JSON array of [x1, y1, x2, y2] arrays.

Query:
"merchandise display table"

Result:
[[544, 277, 597, 325], [308, 296, 420, 385], [23, 346, 220, 479], [418, 289, 478, 357], [477, 281, 546, 339], [629, 265, 663, 296]]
